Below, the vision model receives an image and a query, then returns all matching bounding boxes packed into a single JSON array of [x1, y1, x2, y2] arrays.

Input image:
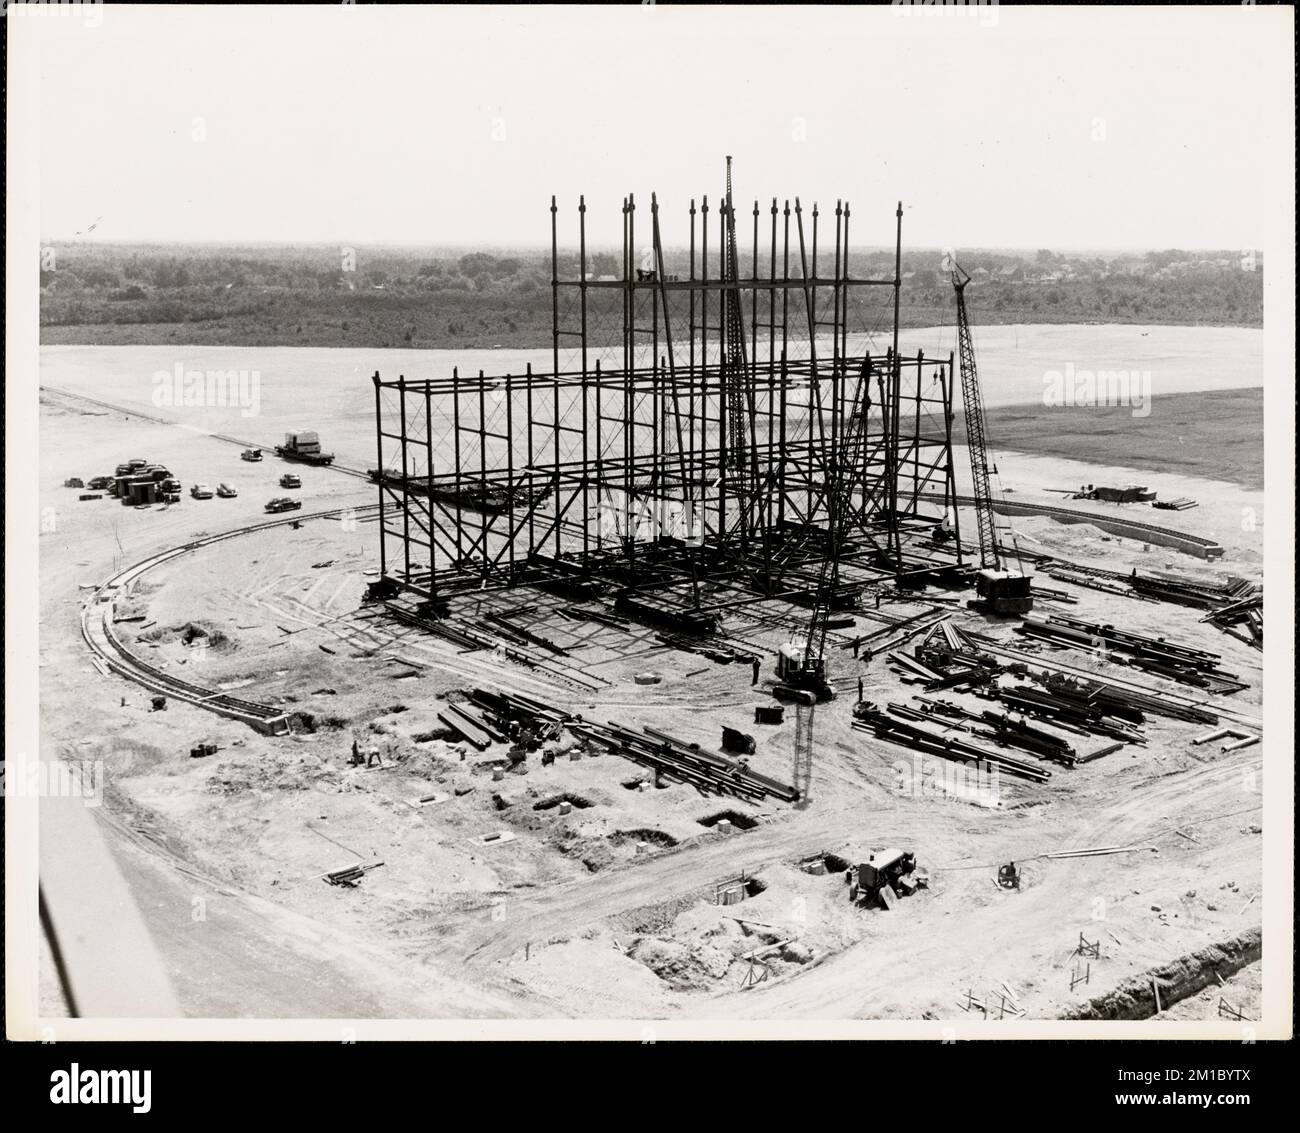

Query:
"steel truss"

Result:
[[372, 172, 963, 621]]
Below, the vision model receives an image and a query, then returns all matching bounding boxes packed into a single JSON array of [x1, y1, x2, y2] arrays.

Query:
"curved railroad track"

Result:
[[919, 491, 1225, 556], [81, 504, 382, 733]]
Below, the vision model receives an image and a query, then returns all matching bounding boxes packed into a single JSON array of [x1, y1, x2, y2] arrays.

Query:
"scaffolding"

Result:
[[371, 166, 963, 626]]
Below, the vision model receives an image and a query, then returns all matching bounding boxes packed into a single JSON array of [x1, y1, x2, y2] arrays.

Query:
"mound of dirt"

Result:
[[630, 937, 737, 990], [204, 753, 341, 796]]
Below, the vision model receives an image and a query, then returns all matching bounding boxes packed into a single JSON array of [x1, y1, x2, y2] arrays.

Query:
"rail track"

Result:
[[41, 384, 376, 482], [79, 500, 619, 727], [81, 504, 383, 733], [920, 491, 1225, 558]]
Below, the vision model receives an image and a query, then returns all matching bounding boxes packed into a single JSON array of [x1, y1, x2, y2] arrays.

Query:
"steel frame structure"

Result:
[[372, 172, 963, 620]]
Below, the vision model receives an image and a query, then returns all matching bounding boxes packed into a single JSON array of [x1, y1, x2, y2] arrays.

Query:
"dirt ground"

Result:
[[37, 391, 1265, 1021]]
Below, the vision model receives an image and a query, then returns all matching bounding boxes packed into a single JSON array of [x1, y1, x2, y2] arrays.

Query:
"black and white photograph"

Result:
[[5, 1, 1294, 1075]]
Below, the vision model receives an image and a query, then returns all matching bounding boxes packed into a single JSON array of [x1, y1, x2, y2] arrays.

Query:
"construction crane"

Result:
[[775, 356, 873, 702], [720, 157, 775, 584], [778, 356, 876, 806], [721, 156, 750, 483], [951, 263, 1034, 615]]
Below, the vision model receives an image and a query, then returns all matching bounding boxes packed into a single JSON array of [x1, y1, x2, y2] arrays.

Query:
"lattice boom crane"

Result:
[[951, 262, 1034, 615]]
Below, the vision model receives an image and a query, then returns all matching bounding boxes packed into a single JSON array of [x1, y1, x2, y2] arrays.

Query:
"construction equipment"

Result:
[[275, 430, 335, 466], [851, 849, 920, 909], [793, 700, 813, 808], [324, 861, 385, 888], [721, 156, 754, 491], [774, 355, 875, 701], [951, 263, 1033, 615], [997, 861, 1021, 890], [721, 158, 745, 472], [720, 726, 756, 755]]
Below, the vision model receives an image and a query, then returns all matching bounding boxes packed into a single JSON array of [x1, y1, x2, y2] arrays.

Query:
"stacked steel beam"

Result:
[[851, 703, 1051, 783], [448, 686, 799, 803], [573, 721, 799, 803], [1014, 614, 1247, 694]]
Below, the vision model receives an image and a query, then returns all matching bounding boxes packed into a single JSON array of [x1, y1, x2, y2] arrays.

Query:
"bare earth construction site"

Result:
[[38, 168, 1265, 1025]]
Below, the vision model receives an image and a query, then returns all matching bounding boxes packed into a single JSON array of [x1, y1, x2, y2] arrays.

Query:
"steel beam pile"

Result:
[[572, 721, 799, 803], [1127, 571, 1252, 608], [994, 683, 1146, 744], [1024, 668, 1217, 726], [447, 686, 799, 803], [883, 617, 999, 692], [851, 703, 1051, 783], [905, 696, 1080, 766], [1202, 593, 1264, 650], [1014, 615, 1247, 694]]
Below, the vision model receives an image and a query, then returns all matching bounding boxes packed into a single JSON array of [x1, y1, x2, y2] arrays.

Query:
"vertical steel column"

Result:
[[812, 202, 821, 530], [579, 196, 590, 564], [751, 200, 760, 377], [425, 380, 434, 592], [702, 195, 721, 547], [550, 197, 560, 557], [398, 375, 410, 583], [890, 201, 904, 564], [506, 370, 515, 572], [914, 350, 924, 510], [624, 195, 636, 576], [373, 372, 386, 578], [552, 201, 562, 560], [769, 199, 778, 517], [940, 357, 963, 565], [780, 201, 791, 528], [452, 366, 462, 565], [688, 199, 698, 530], [842, 203, 852, 380], [478, 370, 488, 577], [594, 358, 604, 557]]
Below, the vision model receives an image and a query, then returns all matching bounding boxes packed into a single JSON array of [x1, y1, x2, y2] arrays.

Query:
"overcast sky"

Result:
[[27, 3, 1292, 251]]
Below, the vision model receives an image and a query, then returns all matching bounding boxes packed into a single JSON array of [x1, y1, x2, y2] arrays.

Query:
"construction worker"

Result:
[[857, 676, 864, 703], [366, 746, 383, 768], [350, 737, 363, 766], [751, 656, 760, 686]]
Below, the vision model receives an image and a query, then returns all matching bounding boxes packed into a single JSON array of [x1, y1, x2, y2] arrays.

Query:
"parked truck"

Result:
[[275, 430, 334, 466]]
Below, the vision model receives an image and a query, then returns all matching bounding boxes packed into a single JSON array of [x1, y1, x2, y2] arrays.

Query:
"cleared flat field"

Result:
[[973, 387, 1264, 491]]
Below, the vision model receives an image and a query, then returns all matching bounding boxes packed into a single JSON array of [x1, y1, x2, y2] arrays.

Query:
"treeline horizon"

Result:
[[40, 242, 1263, 351]]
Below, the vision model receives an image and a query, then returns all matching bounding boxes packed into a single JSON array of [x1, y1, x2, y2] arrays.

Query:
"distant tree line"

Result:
[[39, 243, 1262, 349]]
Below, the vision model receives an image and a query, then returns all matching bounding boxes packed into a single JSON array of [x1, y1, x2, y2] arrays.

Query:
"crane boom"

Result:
[[950, 262, 1034, 616], [951, 263, 1000, 570], [722, 156, 750, 487], [775, 355, 873, 701]]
